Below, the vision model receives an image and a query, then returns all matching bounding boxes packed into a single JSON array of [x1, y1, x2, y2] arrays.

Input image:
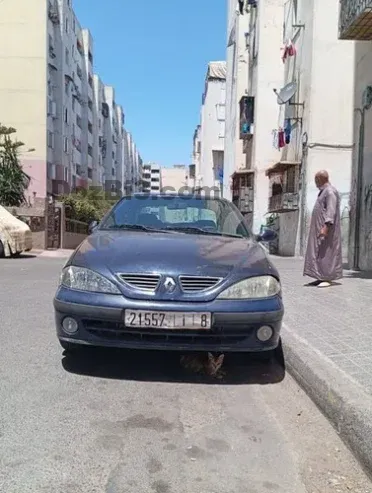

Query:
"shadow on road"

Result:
[[0, 253, 37, 260], [62, 346, 286, 385]]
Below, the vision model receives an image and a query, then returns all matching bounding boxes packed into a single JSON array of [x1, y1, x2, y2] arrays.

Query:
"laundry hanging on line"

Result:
[[282, 39, 296, 63]]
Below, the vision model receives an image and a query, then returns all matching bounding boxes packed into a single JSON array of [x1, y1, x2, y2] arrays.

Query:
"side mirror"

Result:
[[256, 227, 277, 243], [88, 220, 99, 234]]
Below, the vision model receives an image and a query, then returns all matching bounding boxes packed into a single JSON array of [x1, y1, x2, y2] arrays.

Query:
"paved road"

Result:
[[0, 256, 371, 493]]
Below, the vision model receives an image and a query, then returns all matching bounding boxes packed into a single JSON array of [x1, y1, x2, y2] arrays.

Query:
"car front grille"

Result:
[[179, 275, 222, 292], [118, 273, 160, 292], [83, 319, 248, 346]]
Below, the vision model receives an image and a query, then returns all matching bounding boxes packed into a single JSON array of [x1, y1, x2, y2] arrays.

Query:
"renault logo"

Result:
[[163, 277, 176, 293]]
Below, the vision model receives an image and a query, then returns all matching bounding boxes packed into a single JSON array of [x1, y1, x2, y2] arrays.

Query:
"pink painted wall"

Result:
[[21, 157, 47, 199]]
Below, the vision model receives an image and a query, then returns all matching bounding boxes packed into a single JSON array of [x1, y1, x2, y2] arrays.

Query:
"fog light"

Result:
[[257, 325, 273, 342], [62, 317, 78, 334]]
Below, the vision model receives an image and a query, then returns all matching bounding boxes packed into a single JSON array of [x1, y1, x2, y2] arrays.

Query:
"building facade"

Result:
[[220, 0, 355, 259], [161, 165, 188, 193], [339, 0, 372, 271], [0, 0, 142, 202], [142, 163, 162, 193], [195, 61, 227, 192]]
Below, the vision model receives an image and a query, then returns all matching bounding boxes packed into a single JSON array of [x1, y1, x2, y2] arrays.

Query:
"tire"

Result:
[[0, 241, 4, 258]]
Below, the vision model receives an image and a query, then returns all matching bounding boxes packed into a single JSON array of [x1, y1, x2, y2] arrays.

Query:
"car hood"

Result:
[[71, 230, 276, 280]]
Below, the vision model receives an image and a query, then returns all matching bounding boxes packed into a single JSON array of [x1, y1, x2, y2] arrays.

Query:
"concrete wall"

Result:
[[248, 0, 285, 234], [200, 75, 226, 189], [277, 0, 354, 257], [161, 166, 188, 192], [0, 0, 47, 199], [349, 40, 372, 271]]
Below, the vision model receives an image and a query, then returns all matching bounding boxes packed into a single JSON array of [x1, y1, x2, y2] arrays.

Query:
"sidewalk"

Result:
[[274, 256, 372, 477]]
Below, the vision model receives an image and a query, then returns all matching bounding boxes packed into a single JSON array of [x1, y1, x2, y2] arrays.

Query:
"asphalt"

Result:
[[0, 256, 371, 492]]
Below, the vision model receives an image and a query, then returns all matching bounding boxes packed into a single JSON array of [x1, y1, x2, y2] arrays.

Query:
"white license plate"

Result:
[[124, 310, 212, 330]]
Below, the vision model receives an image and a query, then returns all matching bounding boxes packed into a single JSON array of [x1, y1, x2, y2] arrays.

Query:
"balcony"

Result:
[[339, 0, 372, 40], [231, 170, 254, 214], [266, 161, 300, 213]]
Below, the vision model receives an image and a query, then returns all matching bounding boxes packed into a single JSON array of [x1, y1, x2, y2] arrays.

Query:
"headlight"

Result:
[[60, 266, 121, 294], [217, 275, 280, 299]]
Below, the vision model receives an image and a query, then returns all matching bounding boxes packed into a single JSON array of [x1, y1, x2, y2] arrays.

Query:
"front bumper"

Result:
[[54, 287, 284, 352]]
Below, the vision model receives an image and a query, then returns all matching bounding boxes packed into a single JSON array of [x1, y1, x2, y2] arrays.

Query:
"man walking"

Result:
[[303, 170, 343, 287]]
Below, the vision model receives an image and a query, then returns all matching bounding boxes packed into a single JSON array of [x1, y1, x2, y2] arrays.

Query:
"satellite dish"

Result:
[[273, 82, 298, 105]]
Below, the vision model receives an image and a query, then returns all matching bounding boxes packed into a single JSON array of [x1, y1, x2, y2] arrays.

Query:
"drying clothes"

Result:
[[278, 128, 285, 148], [284, 119, 292, 144], [272, 129, 279, 150], [282, 39, 297, 63]]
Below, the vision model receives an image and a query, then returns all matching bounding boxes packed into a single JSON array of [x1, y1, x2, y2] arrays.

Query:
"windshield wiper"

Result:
[[163, 226, 242, 238], [105, 224, 169, 233]]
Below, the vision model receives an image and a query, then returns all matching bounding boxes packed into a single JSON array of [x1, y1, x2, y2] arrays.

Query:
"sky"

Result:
[[74, 0, 227, 168]]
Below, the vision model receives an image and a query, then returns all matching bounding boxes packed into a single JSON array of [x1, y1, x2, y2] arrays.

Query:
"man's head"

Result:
[[315, 170, 329, 189]]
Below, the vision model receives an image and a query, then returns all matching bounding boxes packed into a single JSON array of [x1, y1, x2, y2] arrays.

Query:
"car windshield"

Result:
[[99, 195, 251, 238]]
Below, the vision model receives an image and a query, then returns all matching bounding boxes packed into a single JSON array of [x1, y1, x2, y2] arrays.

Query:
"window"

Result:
[[76, 115, 82, 128], [216, 103, 226, 121], [47, 131, 54, 148], [65, 17, 68, 32], [88, 145, 93, 156], [98, 119, 101, 129], [64, 137, 68, 153], [88, 99, 93, 111], [112, 168, 115, 176], [88, 122, 93, 134], [65, 47, 69, 65], [112, 151, 115, 159], [72, 97, 75, 111], [88, 51, 93, 63], [64, 108, 68, 124], [88, 75, 93, 88], [88, 168, 93, 179]]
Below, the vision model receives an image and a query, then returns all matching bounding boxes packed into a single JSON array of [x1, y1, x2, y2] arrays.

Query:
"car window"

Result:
[[99, 196, 251, 238]]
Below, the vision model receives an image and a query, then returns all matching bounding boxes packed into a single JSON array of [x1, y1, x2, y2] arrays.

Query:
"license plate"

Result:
[[124, 310, 212, 330]]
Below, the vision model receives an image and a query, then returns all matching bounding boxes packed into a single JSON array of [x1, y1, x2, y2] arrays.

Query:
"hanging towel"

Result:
[[272, 129, 279, 150], [278, 128, 285, 148], [284, 119, 292, 144]]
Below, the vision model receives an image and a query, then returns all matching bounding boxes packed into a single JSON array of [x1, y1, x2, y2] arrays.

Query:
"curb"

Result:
[[282, 323, 372, 479]]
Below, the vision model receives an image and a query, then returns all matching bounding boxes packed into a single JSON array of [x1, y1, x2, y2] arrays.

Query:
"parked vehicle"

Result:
[[0, 206, 33, 257], [53, 193, 283, 359]]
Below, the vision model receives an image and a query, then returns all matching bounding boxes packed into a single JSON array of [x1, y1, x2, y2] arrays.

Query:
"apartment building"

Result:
[[191, 125, 202, 189], [339, 0, 372, 271], [0, 0, 142, 201], [195, 61, 227, 192], [221, 0, 354, 257], [224, 0, 252, 223], [142, 163, 162, 193], [161, 165, 188, 193]]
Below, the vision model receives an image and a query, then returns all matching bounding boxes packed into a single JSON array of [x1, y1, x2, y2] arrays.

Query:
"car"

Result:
[[0, 205, 33, 258], [53, 193, 284, 359]]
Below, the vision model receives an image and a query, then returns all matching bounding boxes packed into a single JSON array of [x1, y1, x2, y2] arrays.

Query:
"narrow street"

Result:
[[0, 256, 371, 493]]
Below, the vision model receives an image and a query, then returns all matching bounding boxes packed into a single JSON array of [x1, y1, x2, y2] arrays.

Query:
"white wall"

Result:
[[200, 77, 226, 190], [278, 0, 354, 256], [223, 0, 238, 198], [248, 0, 285, 234]]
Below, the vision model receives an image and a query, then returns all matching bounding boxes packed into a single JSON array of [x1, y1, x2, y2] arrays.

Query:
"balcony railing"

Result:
[[339, 0, 372, 40], [268, 193, 299, 213]]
